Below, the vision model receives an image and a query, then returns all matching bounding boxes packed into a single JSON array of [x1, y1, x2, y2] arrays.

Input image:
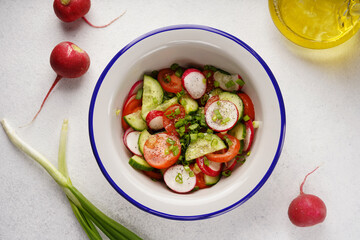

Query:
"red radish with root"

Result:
[[288, 167, 327, 227], [30, 41, 90, 123], [53, 0, 125, 28]]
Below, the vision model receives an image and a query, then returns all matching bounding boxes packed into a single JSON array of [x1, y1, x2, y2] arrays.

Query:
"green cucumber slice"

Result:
[[154, 97, 178, 112], [138, 129, 151, 155], [180, 94, 199, 114], [185, 133, 226, 161], [204, 174, 220, 186], [141, 75, 164, 120], [128, 155, 154, 171], [218, 92, 243, 120], [228, 122, 246, 140], [123, 109, 148, 131]]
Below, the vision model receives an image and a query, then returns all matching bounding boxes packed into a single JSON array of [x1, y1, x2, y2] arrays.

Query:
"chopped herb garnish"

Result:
[[204, 156, 209, 166], [222, 170, 232, 177], [184, 165, 190, 172], [166, 138, 175, 145], [212, 114, 217, 122], [224, 135, 233, 146], [200, 94, 209, 106], [225, 80, 235, 88], [214, 81, 220, 87], [174, 108, 181, 115], [189, 170, 195, 177], [217, 101, 221, 106], [198, 132, 204, 138], [246, 151, 251, 156], [202, 78, 206, 84], [164, 148, 170, 155], [214, 109, 223, 120], [175, 173, 183, 184], [221, 117, 230, 125], [115, 109, 121, 116], [165, 75, 171, 83], [236, 78, 245, 86], [170, 63, 179, 71], [175, 68, 184, 78], [190, 133, 198, 142], [135, 88, 143, 100], [243, 115, 250, 121], [172, 145, 180, 156], [206, 72, 211, 79], [185, 115, 192, 121], [189, 123, 199, 131]]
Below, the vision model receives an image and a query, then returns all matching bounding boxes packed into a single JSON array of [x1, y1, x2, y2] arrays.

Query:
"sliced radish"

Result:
[[164, 165, 196, 193], [146, 110, 164, 130], [205, 100, 238, 132], [213, 71, 243, 92], [123, 128, 142, 156], [196, 157, 222, 177], [128, 80, 143, 97], [243, 120, 254, 152], [181, 68, 206, 99], [223, 158, 236, 172]]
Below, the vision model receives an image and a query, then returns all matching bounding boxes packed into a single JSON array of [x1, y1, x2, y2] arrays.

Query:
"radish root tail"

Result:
[[82, 10, 126, 28], [300, 166, 320, 195]]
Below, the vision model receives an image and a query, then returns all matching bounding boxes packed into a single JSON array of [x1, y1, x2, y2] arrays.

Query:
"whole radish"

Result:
[[53, 0, 125, 28], [288, 167, 327, 227], [30, 41, 90, 122]]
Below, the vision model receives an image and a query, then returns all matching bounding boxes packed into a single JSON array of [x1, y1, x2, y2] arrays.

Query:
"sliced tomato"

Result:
[[121, 94, 142, 130], [143, 133, 181, 169], [157, 68, 183, 93], [203, 70, 215, 93], [163, 104, 186, 136], [205, 134, 240, 163], [204, 95, 219, 113], [189, 164, 208, 189], [142, 170, 163, 181], [237, 92, 255, 121]]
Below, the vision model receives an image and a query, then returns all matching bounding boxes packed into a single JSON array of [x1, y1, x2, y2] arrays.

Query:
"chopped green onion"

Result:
[[165, 75, 171, 83], [174, 118, 186, 128], [246, 151, 251, 156], [200, 94, 209, 105], [224, 135, 233, 146], [222, 170, 232, 177], [206, 72, 211, 78], [214, 109, 223, 120], [175, 173, 183, 184], [189, 123, 199, 131], [174, 108, 181, 115], [175, 68, 184, 78], [172, 146, 180, 156], [166, 138, 175, 145], [205, 134, 212, 141], [170, 63, 179, 71], [204, 156, 209, 166], [221, 117, 230, 125], [243, 115, 250, 121], [225, 80, 235, 88], [217, 101, 221, 106], [236, 78, 245, 86], [214, 81, 220, 87], [190, 133, 198, 142], [184, 165, 190, 172], [185, 115, 192, 121], [135, 88, 143, 100], [164, 148, 170, 155], [212, 114, 217, 122], [189, 170, 195, 177], [211, 138, 218, 147], [198, 132, 204, 138]]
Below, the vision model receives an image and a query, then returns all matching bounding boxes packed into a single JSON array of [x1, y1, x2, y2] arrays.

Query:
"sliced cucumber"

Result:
[[204, 174, 220, 186], [141, 75, 164, 120], [154, 97, 178, 112], [129, 155, 154, 171], [138, 129, 151, 155], [123, 109, 148, 131], [180, 94, 199, 114], [208, 88, 223, 98], [185, 133, 226, 161], [228, 122, 246, 140], [218, 92, 243, 120]]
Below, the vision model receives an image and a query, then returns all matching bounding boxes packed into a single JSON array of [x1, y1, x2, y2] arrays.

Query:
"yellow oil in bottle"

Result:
[[269, 0, 360, 49]]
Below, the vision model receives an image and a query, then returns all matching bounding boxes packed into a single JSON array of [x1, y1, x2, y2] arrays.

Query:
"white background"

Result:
[[1, 1, 360, 239]]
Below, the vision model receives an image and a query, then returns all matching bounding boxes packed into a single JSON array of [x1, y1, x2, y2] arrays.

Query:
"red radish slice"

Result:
[[123, 128, 142, 156], [181, 68, 206, 99], [164, 165, 196, 193], [243, 120, 254, 152], [196, 157, 222, 177], [213, 71, 243, 92], [146, 110, 164, 130], [128, 80, 143, 97], [223, 158, 236, 172], [205, 100, 238, 132]]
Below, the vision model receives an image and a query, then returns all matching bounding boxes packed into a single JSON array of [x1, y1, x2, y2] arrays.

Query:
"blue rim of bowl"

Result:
[[89, 24, 286, 221]]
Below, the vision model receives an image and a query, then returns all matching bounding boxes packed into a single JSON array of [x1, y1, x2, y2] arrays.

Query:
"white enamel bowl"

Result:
[[89, 25, 286, 220]]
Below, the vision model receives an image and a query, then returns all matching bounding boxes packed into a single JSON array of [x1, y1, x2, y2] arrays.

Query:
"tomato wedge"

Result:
[[237, 92, 255, 121], [157, 68, 183, 93], [163, 104, 186, 136], [143, 133, 181, 169], [205, 134, 240, 163], [121, 94, 142, 130]]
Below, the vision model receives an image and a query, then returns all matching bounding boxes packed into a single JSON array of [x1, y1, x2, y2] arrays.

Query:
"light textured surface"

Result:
[[1, 1, 360, 239]]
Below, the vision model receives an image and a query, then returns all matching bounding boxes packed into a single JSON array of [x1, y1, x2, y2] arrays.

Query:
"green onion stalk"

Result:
[[1, 119, 141, 240]]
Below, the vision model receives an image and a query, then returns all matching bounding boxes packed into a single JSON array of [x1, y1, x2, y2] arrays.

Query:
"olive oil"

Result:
[[269, 0, 360, 49]]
